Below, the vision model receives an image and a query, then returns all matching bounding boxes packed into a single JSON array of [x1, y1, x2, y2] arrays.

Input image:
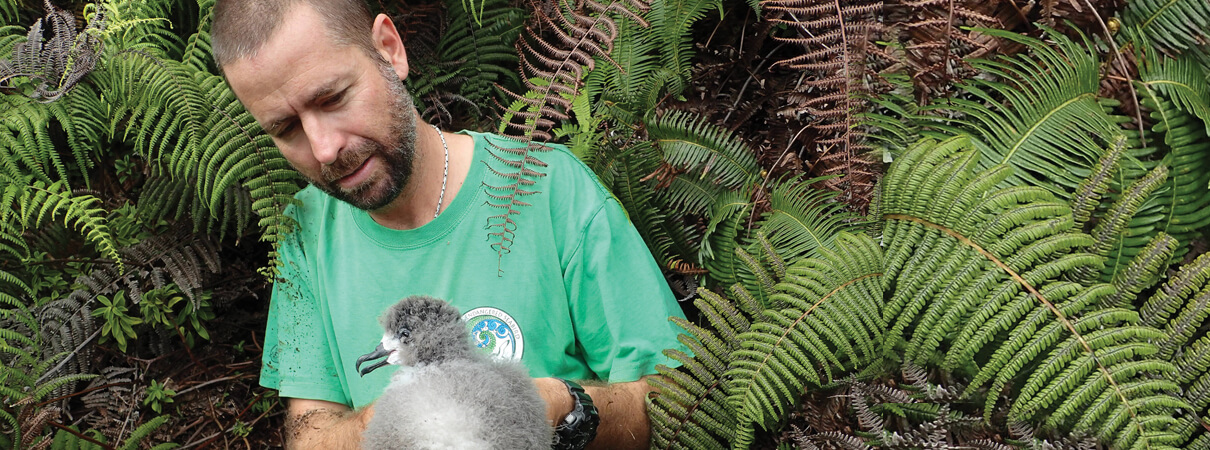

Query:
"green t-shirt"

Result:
[[259, 131, 687, 408]]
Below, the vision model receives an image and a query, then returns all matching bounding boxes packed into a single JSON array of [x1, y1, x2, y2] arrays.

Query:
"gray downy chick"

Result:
[[356, 296, 553, 450]]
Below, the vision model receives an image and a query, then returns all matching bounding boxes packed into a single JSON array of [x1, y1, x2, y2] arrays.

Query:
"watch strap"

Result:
[[552, 378, 599, 450]]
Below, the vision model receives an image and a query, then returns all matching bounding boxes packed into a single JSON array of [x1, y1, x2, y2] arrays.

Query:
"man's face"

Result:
[[223, 7, 417, 211]]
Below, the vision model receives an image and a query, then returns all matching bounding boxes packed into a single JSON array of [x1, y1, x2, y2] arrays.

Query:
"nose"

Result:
[[301, 114, 344, 165]]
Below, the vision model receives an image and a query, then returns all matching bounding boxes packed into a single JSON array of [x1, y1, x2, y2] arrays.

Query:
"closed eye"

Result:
[[321, 91, 345, 108], [268, 119, 297, 138]]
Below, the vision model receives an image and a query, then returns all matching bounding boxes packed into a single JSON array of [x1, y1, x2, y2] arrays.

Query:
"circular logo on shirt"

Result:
[[462, 307, 524, 362]]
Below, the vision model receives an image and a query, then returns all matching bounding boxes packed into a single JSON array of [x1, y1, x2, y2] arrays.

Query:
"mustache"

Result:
[[319, 142, 377, 183]]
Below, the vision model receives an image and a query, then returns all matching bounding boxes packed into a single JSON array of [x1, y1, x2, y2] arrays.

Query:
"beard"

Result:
[[310, 64, 418, 211]]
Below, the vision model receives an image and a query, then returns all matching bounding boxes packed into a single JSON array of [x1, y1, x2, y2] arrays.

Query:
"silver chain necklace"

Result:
[[432, 124, 449, 218]]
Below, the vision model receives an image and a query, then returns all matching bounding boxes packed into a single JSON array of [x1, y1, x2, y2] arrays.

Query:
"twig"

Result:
[[1079, 0, 1146, 146], [35, 327, 101, 384], [46, 420, 116, 450], [176, 373, 256, 397]]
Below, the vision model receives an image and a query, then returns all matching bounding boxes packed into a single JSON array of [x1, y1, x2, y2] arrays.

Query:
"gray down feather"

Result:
[[361, 296, 553, 450]]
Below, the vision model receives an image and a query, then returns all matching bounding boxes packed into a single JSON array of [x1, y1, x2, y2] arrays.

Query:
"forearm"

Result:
[[538, 376, 655, 450], [584, 378, 654, 450], [285, 400, 374, 450]]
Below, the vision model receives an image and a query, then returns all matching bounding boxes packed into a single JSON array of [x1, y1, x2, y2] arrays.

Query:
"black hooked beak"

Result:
[[355, 343, 392, 377]]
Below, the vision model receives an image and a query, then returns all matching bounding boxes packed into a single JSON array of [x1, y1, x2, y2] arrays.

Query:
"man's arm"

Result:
[[286, 377, 653, 449], [536, 376, 657, 450], [284, 398, 374, 450]]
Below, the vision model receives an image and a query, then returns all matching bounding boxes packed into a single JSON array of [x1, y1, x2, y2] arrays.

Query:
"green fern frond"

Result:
[[881, 135, 1185, 447], [586, 15, 662, 111], [182, 0, 216, 72], [1069, 135, 1127, 230], [0, 0, 15, 27], [0, 95, 83, 184], [1120, 0, 1210, 54], [412, 0, 522, 126], [1138, 52, 1210, 134], [1170, 335, 1210, 445], [118, 415, 173, 450], [1105, 53, 1210, 275], [1103, 233, 1178, 309], [700, 189, 751, 287], [921, 26, 1121, 195], [196, 75, 300, 251], [755, 176, 855, 270], [649, 110, 761, 189], [649, 287, 754, 450], [0, 177, 121, 268], [862, 74, 925, 158], [1139, 250, 1210, 361], [139, 164, 253, 240], [725, 232, 884, 448], [650, 0, 719, 86], [1071, 164, 1168, 284]]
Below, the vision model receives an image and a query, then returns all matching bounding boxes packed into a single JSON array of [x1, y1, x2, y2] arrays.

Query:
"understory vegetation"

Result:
[[2, 0, 1209, 448]]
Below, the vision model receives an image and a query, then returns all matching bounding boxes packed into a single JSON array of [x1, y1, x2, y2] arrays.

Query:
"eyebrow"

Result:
[[262, 78, 345, 136]]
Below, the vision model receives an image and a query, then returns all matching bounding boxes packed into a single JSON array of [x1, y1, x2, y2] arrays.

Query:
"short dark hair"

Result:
[[211, 0, 377, 72]]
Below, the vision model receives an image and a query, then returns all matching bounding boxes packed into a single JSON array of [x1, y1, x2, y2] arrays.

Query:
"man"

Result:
[[209, 0, 687, 448]]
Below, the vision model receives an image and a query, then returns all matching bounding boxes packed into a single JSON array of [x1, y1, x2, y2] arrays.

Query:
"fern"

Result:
[[1120, 0, 1210, 54], [1072, 164, 1168, 284], [1068, 135, 1127, 231], [0, 0, 15, 27], [410, 0, 523, 128], [725, 232, 884, 448], [1103, 233, 1178, 309], [921, 26, 1122, 196], [0, 299, 98, 449], [493, 0, 652, 260], [0, 177, 120, 267], [759, 0, 888, 208], [649, 0, 717, 85], [1107, 52, 1210, 269], [1170, 335, 1210, 447], [0, 1, 104, 102], [649, 287, 749, 450], [882, 135, 1185, 447], [649, 233, 785, 450], [43, 416, 176, 450]]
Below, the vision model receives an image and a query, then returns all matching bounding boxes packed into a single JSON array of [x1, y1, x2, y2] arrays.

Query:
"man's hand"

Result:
[[535, 376, 657, 450], [285, 398, 373, 450]]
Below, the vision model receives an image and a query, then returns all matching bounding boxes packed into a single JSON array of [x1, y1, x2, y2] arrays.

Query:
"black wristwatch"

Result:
[[552, 378, 599, 450]]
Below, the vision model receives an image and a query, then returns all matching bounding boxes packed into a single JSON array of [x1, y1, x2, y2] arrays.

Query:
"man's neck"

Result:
[[368, 125, 473, 230]]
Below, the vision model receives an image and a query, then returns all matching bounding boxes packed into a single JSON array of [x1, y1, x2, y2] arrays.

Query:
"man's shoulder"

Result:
[[466, 131, 577, 163], [281, 186, 344, 238]]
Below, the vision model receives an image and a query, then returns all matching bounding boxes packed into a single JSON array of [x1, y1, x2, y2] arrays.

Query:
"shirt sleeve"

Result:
[[260, 230, 350, 406], [563, 198, 688, 383]]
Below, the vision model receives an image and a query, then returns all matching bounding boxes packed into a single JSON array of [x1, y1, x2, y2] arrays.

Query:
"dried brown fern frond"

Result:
[[761, 0, 891, 211], [487, 0, 648, 263], [886, 0, 1001, 102], [503, 0, 647, 141], [15, 401, 59, 450]]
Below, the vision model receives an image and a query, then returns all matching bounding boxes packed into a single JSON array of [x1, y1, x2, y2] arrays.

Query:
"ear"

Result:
[[370, 13, 408, 80]]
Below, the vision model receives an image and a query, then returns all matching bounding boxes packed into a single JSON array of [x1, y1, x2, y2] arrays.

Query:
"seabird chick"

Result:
[[356, 295, 553, 450]]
